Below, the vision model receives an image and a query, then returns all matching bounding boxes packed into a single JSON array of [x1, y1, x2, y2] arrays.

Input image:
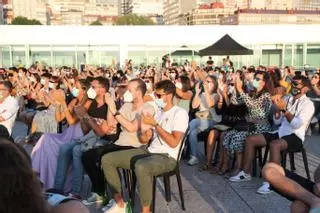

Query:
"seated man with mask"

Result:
[[230, 75, 315, 194], [101, 80, 189, 213], [82, 78, 154, 205]]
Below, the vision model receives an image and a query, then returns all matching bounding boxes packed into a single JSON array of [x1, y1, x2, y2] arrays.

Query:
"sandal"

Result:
[[198, 164, 214, 172], [209, 166, 221, 174], [217, 169, 229, 176]]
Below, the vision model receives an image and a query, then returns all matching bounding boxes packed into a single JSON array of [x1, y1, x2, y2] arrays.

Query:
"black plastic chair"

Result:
[[262, 145, 311, 180], [130, 127, 189, 212]]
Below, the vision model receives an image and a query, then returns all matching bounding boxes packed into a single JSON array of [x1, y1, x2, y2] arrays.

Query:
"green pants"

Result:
[[101, 148, 177, 207]]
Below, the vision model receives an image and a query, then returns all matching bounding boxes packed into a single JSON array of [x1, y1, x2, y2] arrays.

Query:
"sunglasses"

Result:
[[292, 81, 303, 87]]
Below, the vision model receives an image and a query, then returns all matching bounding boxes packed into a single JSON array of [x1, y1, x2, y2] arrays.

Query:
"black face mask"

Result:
[[291, 87, 301, 96]]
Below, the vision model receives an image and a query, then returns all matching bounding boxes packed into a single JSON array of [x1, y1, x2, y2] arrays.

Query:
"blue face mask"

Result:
[[155, 98, 166, 109], [252, 79, 260, 89], [71, 88, 79, 97]]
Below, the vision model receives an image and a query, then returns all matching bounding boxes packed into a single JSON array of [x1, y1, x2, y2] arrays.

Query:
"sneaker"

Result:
[[187, 156, 200, 166], [101, 199, 116, 212], [82, 193, 103, 205], [229, 171, 252, 182], [257, 182, 273, 194], [103, 202, 126, 213]]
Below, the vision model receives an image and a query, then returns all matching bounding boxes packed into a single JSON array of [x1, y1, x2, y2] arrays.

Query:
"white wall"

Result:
[[0, 25, 320, 46]]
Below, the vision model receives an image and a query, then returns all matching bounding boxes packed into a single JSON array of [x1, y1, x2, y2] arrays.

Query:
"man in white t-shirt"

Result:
[[101, 80, 189, 213], [0, 81, 19, 135]]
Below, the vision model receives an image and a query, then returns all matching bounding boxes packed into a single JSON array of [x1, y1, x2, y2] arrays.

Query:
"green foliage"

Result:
[[11, 16, 42, 25], [115, 14, 154, 25], [90, 20, 103, 26]]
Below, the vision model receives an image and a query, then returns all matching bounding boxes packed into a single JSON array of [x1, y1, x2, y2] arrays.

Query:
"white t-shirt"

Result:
[[148, 106, 189, 160], [0, 96, 19, 135]]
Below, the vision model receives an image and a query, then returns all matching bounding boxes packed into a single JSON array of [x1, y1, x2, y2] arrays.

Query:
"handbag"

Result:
[[195, 110, 212, 120]]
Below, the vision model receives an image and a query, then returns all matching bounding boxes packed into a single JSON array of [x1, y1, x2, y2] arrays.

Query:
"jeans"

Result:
[[54, 141, 83, 195], [188, 118, 215, 158], [101, 148, 177, 207]]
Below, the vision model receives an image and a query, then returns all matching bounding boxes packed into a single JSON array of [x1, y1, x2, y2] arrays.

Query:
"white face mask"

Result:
[[40, 79, 46, 85], [123, 90, 133, 103], [175, 82, 183, 89], [49, 82, 55, 89], [146, 83, 152, 91], [87, 87, 97, 99]]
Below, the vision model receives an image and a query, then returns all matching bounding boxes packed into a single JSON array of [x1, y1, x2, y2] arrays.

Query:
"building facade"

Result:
[[0, 25, 319, 69], [221, 9, 320, 25], [185, 7, 236, 25], [12, 0, 37, 19]]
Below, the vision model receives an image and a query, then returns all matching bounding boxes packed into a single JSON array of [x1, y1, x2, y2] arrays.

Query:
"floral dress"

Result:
[[223, 91, 273, 153]]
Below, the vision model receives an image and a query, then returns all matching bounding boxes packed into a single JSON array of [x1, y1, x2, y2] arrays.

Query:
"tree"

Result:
[[12, 16, 42, 25], [115, 14, 154, 25], [90, 20, 103, 26]]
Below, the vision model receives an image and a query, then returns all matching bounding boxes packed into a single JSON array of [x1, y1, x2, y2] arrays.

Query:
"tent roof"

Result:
[[199, 34, 253, 56]]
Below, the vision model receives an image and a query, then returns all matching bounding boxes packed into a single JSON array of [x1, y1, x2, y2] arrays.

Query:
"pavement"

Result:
[[12, 121, 320, 213]]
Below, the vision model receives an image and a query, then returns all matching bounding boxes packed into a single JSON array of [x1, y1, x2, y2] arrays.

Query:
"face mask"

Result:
[[155, 98, 167, 109], [291, 87, 301, 96], [49, 82, 55, 89], [175, 82, 183, 89], [170, 73, 176, 79], [72, 88, 79, 97], [87, 87, 97, 99], [123, 90, 133, 103], [146, 83, 152, 90], [40, 79, 45, 85], [228, 85, 235, 94], [252, 79, 260, 89]]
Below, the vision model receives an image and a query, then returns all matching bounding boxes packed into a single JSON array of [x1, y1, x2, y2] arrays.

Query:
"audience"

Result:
[[0, 57, 319, 213]]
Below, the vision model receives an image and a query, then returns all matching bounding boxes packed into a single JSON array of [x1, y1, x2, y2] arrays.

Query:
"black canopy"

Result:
[[166, 45, 199, 56], [199, 34, 253, 56]]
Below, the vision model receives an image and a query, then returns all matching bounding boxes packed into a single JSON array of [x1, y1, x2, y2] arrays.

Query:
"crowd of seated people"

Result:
[[0, 57, 319, 213]]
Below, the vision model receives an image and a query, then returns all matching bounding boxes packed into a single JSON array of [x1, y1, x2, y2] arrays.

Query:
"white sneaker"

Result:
[[229, 171, 252, 182], [82, 193, 103, 205], [257, 182, 273, 194], [187, 156, 200, 166], [101, 199, 116, 212], [103, 201, 126, 213]]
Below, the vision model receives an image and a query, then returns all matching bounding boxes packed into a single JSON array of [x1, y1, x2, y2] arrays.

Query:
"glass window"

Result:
[[29, 46, 51, 67], [12, 45, 26, 67], [0, 46, 11, 68], [294, 44, 303, 68], [284, 44, 293, 66], [307, 44, 320, 69]]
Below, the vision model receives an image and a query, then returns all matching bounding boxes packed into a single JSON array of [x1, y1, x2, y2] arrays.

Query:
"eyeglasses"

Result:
[[155, 93, 167, 98]]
